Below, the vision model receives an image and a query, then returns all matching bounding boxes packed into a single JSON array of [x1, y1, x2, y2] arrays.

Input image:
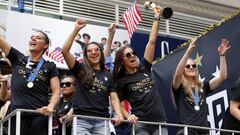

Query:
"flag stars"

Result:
[[194, 53, 203, 67]]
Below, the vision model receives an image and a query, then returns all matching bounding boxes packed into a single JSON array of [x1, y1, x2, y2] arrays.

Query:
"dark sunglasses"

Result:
[[125, 51, 137, 59], [60, 82, 72, 88], [185, 64, 197, 69]]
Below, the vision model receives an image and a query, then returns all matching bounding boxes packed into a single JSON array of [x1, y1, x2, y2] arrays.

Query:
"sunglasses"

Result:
[[185, 64, 197, 69], [60, 82, 72, 88], [86, 48, 100, 53], [125, 51, 137, 59]]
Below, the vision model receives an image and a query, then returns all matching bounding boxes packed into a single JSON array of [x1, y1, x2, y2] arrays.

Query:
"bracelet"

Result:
[[154, 14, 161, 21], [155, 17, 160, 21]]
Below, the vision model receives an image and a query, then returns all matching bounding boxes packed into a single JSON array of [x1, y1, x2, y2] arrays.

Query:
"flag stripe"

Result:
[[122, 1, 142, 38], [47, 47, 84, 64]]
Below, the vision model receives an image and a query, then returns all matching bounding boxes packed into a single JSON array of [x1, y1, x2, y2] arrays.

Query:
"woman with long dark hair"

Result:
[[61, 18, 123, 135], [112, 10, 168, 135]]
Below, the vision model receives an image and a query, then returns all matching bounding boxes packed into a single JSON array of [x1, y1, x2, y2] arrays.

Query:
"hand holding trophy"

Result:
[[144, 1, 173, 19]]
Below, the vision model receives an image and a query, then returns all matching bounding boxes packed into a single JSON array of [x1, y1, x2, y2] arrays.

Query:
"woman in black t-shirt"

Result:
[[172, 38, 230, 135], [53, 75, 76, 135], [0, 31, 61, 135], [112, 11, 168, 135], [221, 78, 240, 135], [61, 18, 123, 135]]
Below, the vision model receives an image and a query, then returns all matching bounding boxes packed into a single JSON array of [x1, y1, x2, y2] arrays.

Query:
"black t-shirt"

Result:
[[117, 58, 167, 122], [7, 47, 59, 110], [55, 97, 74, 118], [221, 79, 240, 132], [71, 61, 115, 118], [0, 100, 5, 108], [173, 82, 211, 127]]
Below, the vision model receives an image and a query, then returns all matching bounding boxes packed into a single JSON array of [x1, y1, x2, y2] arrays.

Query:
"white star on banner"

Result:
[[199, 74, 205, 82], [212, 65, 220, 77]]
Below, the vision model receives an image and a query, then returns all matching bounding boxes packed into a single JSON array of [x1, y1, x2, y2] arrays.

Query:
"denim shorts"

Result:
[[74, 118, 110, 135]]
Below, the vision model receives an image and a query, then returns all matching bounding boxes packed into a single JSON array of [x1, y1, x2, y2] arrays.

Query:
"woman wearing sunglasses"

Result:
[[61, 18, 123, 135], [112, 10, 168, 135], [172, 38, 230, 135], [53, 75, 76, 135]]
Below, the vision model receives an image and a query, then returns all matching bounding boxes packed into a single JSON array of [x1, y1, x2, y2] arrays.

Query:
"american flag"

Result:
[[45, 47, 84, 64], [49, 47, 65, 64], [122, 1, 142, 38]]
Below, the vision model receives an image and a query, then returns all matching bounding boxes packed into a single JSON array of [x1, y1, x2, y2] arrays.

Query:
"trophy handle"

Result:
[[144, 1, 173, 19], [162, 7, 173, 19]]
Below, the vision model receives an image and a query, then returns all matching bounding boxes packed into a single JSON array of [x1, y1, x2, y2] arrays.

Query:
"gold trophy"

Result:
[[144, 1, 173, 19]]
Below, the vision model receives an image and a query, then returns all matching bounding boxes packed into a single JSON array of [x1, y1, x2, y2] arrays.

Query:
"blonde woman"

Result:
[[172, 38, 230, 135]]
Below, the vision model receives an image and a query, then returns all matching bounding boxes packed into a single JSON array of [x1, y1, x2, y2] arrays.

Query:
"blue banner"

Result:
[[151, 13, 240, 135], [131, 33, 186, 60]]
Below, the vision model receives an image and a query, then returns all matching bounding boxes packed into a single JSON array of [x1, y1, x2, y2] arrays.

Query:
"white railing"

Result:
[[0, 109, 239, 135], [72, 115, 240, 135], [0, 109, 53, 135]]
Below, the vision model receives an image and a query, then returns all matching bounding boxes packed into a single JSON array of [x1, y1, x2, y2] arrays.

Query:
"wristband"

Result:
[[154, 14, 161, 21]]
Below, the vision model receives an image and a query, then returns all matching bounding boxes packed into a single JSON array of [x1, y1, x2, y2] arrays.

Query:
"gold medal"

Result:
[[27, 82, 34, 88], [194, 105, 200, 111]]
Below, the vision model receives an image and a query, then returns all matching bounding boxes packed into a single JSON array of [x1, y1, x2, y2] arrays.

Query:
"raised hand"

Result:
[[186, 38, 197, 55], [218, 38, 230, 56], [108, 23, 116, 35], [75, 18, 87, 30]]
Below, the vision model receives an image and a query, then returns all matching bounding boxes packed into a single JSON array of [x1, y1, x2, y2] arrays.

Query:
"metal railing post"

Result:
[[0, 121, 3, 135], [7, 117, 10, 135], [132, 124, 135, 135], [104, 120, 107, 135], [15, 111, 21, 135], [62, 122, 66, 135], [184, 126, 188, 135], [72, 116, 77, 135], [159, 124, 162, 135], [48, 115, 52, 135]]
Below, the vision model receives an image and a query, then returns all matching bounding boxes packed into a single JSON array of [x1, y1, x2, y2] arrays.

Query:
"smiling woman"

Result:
[[0, 30, 61, 135], [172, 38, 230, 135], [28, 31, 49, 54], [61, 18, 123, 135], [112, 9, 168, 135]]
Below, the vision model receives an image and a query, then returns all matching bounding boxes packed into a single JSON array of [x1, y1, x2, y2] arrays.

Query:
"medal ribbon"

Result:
[[26, 57, 44, 82], [192, 88, 199, 108]]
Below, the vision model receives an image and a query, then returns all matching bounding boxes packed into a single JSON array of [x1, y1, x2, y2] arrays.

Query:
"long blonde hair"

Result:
[[182, 59, 203, 98]]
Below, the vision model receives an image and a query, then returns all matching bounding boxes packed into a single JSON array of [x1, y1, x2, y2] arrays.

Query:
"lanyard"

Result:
[[192, 88, 200, 110], [26, 57, 44, 82]]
